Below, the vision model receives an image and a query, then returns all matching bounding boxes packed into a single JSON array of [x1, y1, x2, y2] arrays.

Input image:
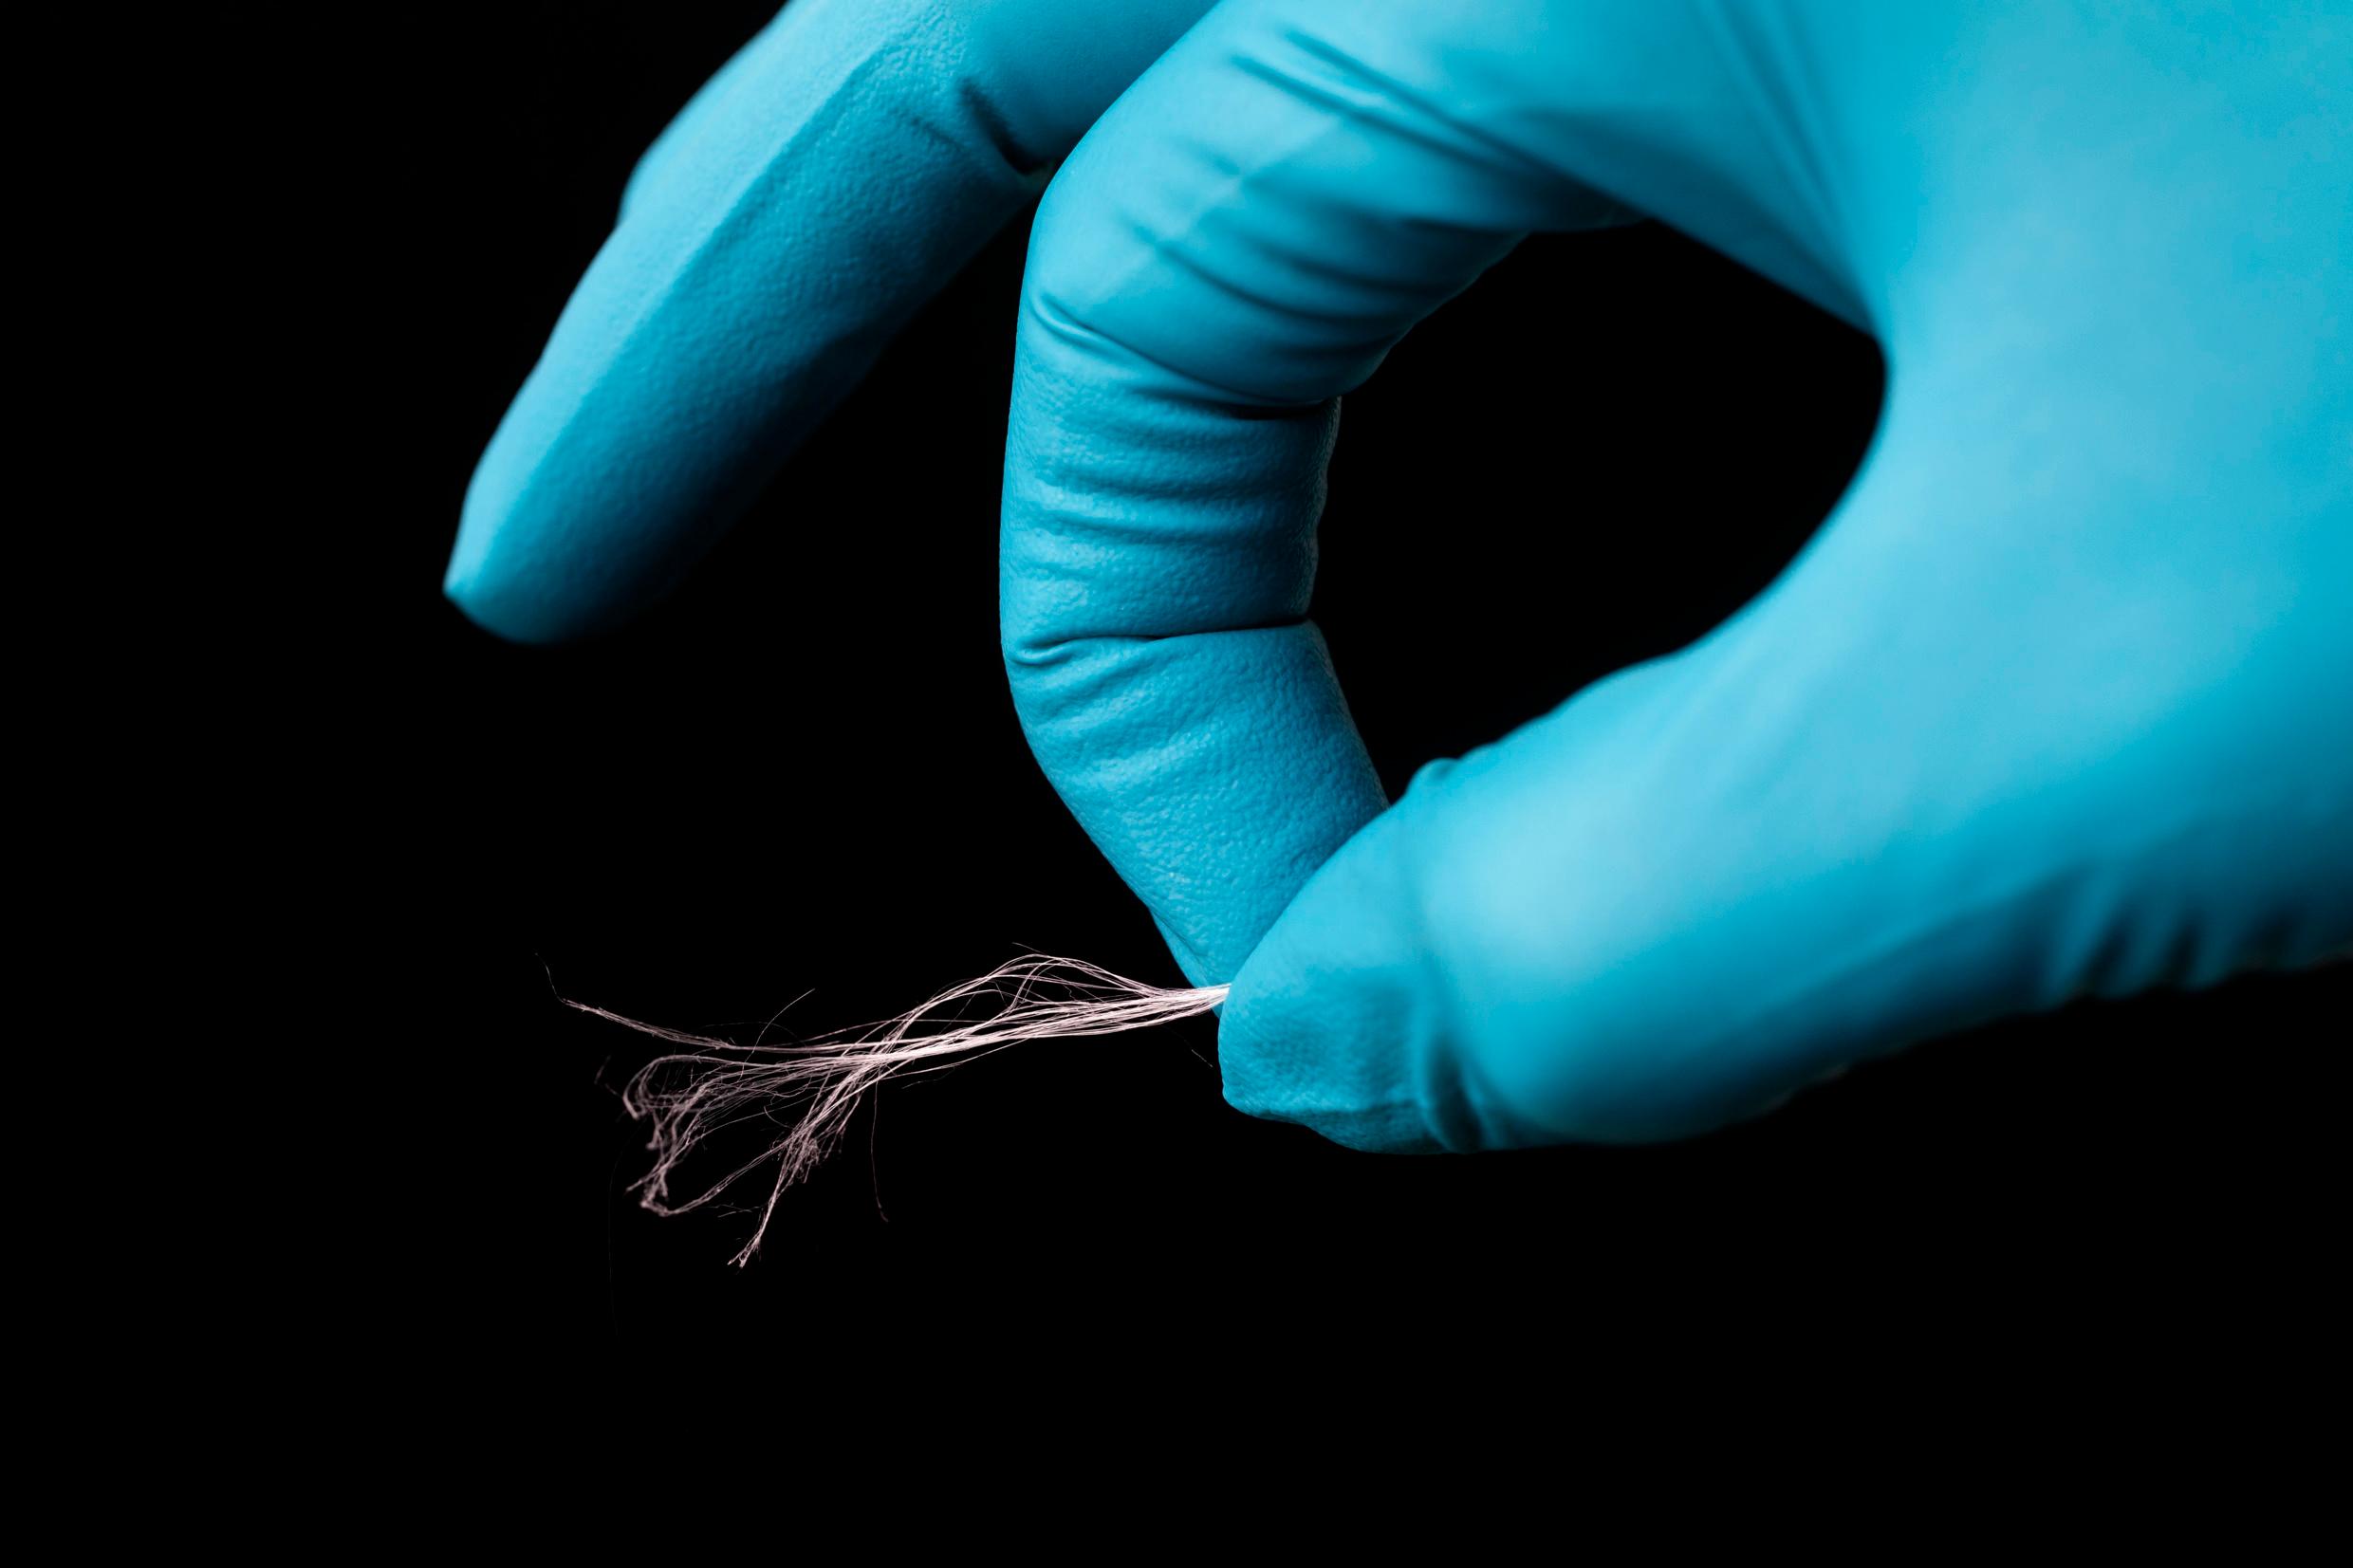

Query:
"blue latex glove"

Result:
[[450, 2, 2352, 1153]]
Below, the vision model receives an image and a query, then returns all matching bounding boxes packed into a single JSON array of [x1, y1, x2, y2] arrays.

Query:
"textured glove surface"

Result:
[[451, 2, 2353, 1153]]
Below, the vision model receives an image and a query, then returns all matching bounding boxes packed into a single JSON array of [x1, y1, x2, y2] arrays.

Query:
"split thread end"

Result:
[[565, 954, 1227, 1264]]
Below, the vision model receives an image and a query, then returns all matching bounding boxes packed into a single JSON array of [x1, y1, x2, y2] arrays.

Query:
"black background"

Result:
[[310, 4, 2342, 1358]]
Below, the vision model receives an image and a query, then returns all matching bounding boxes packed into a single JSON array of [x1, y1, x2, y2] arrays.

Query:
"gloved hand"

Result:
[[448, 1, 2352, 1153]]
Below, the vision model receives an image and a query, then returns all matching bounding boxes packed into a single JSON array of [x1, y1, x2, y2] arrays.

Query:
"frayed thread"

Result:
[[566, 955, 1226, 1265]]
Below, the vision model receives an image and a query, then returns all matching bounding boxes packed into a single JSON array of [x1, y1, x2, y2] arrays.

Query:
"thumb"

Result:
[[1219, 397, 2353, 1153]]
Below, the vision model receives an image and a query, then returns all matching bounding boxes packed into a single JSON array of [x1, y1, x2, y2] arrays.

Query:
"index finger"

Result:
[[1000, 2, 1649, 985]]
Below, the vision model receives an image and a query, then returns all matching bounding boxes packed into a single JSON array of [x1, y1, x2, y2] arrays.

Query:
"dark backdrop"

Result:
[[348, 5, 2339, 1356]]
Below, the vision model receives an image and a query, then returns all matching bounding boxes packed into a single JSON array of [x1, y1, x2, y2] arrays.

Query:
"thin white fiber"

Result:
[[568, 955, 1226, 1264]]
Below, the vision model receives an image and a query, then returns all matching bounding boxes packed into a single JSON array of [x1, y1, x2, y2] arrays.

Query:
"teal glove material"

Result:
[[445, 0, 1214, 642], [451, 2, 2353, 1153]]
